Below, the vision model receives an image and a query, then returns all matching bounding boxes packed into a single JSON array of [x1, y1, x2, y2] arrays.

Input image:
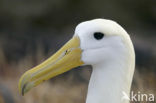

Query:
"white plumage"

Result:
[[75, 19, 135, 103]]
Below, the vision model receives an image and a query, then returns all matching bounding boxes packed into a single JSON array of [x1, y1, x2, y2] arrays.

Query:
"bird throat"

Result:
[[86, 61, 133, 103]]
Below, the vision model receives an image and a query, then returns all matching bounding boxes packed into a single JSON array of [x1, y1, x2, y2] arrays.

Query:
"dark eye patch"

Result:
[[94, 32, 104, 40]]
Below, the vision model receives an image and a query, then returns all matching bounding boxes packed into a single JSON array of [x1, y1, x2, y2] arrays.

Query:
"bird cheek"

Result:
[[81, 50, 92, 65], [81, 50, 99, 65]]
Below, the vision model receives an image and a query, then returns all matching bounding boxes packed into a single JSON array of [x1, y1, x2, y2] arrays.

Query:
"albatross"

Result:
[[18, 19, 135, 103]]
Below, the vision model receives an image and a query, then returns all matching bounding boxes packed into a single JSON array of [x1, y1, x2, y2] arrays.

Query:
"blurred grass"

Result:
[[0, 40, 156, 103]]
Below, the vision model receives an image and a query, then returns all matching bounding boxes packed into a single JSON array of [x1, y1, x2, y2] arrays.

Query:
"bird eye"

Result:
[[94, 32, 104, 40]]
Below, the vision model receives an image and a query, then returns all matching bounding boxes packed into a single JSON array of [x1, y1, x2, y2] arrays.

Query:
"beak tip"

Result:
[[21, 83, 28, 96], [18, 82, 26, 96], [21, 87, 25, 96], [21, 92, 24, 96]]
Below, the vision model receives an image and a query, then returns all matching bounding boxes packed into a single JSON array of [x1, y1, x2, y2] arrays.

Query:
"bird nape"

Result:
[[18, 19, 135, 103]]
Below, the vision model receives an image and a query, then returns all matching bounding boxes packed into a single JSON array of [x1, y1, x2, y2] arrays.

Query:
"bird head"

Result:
[[18, 19, 134, 95]]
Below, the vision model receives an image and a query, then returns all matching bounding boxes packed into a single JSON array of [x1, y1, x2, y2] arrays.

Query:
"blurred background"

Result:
[[0, 0, 156, 103]]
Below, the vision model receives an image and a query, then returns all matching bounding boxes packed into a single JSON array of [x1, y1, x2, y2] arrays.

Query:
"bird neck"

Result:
[[86, 59, 134, 103]]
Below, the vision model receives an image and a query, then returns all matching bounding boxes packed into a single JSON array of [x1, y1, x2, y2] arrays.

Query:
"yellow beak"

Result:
[[18, 36, 84, 95]]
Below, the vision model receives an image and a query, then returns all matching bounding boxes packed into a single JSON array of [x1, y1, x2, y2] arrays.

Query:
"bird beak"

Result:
[[18, 36, 84, 96]]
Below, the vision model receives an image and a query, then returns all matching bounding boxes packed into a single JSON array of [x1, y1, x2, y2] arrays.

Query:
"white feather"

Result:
[[75, 19, 135, 103]]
